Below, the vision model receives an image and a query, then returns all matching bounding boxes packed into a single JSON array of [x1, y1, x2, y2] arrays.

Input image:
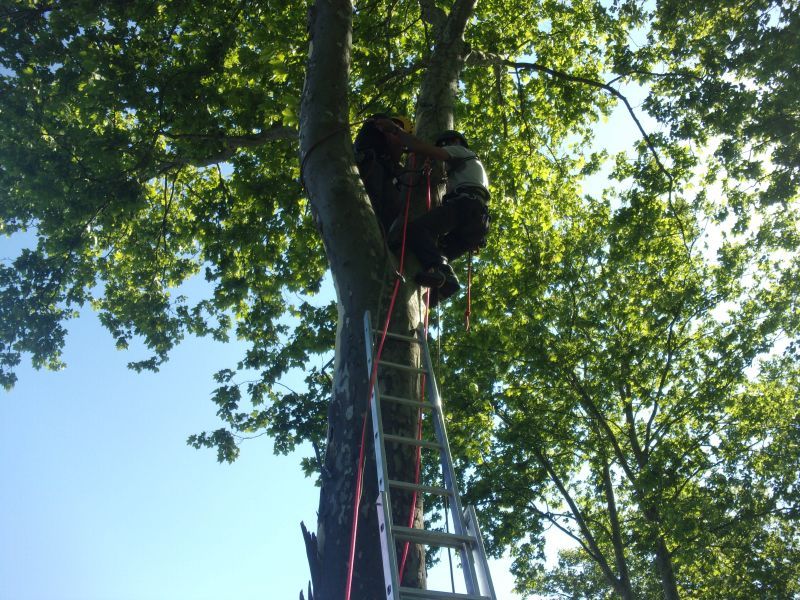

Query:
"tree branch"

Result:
[[532, 445, 621, 589], [564, 369, 640, 487], [418, 0, 446, 34], [468, 49, 700, 255], [467, 50, 672, 185], [644, 308, 684, 453], [414, 0, 477, 134], [529, 503, 595, 556], [153, 125, 297, 178]]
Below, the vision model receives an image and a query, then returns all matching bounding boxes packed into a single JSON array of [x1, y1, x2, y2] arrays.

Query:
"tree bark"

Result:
[[649, 516, 681, 600], [300, 1, 426, 597], [300, 1, 477, 597]]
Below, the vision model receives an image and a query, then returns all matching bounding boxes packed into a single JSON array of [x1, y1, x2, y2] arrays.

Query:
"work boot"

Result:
[[437, 262, 460, 301], [415, 262, 460, 299]]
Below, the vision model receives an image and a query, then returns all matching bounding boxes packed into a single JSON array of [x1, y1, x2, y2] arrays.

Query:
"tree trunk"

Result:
[[601, 457, 635, 600], [300, 1, 426, 597], [300, 1, 476, 597], [653, 534, 680, 600]]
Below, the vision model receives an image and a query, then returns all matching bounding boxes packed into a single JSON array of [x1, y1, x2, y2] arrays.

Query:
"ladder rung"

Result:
[[381, 394, 432, 409], [388, 479, 451, 496], [372, 330, 421, 344], [399, 587, 490, 600], [378, 360, 427, 374], [392, 526, 476, 548], [384, 434, 441, 449]]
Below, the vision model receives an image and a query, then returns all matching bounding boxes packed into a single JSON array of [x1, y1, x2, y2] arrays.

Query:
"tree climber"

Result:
[[353, 114, 415, 235], [375, 119, 490, 307]]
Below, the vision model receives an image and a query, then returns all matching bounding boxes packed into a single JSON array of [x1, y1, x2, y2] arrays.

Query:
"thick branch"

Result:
[[623, 400, 646, 468], [415, 0, 477, 135], [153, 125, 297, 177], [418, 0, 446, 34]]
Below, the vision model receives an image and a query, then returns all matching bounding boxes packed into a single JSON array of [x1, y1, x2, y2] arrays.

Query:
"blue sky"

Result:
[[0, 301, 323, 600]]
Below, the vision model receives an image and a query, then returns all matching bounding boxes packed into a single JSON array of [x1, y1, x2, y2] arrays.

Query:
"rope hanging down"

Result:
[[397, 162, 433, 582]]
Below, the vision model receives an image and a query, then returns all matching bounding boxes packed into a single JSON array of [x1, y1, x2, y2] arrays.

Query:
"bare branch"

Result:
[[467, 50, 672, 186]]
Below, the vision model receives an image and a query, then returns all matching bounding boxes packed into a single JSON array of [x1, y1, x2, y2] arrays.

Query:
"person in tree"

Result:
[[353, 113, 415, 235], [375, 119, 490, 306]]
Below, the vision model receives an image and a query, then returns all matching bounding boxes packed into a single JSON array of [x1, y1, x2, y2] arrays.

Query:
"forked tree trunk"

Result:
[[300, 1, 475, 597]]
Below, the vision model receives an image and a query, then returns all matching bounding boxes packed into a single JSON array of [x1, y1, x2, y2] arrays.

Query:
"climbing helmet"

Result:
[[435, 130, 469, 148], [390, 115, 415, 135]]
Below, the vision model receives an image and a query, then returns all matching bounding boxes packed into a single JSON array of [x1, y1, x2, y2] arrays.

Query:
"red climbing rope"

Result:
[[344, 155, 417, 600], [397, 161, 433, 581], [465, 251, 473, 332]]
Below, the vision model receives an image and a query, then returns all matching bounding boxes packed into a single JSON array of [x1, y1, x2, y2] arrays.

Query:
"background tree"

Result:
[[437, 1, 800, 597], [2, 0, 798, 598]]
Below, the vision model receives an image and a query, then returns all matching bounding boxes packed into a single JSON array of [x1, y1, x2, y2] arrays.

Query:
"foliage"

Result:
[[437, 1, 800, 594]]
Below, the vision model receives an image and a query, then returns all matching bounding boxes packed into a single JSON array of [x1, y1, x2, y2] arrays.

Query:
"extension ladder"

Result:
[[364, 311, 497, 600]]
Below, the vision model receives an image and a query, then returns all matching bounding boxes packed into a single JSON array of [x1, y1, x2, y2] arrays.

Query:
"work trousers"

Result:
[[406, 192, 489, 269]]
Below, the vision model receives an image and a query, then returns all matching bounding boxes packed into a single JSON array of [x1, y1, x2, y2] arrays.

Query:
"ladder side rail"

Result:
[[398, 589, 490, 600], [415, 324, 466, 530], [377, 491, 402, 600], [464, 506, 498, 600], [364, 312, 394, 499], [364, 311, 401, 600], [416, 325, 483, 596]]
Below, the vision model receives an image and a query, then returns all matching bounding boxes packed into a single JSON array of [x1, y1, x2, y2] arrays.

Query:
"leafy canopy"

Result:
[[2, 0, 799, 596]]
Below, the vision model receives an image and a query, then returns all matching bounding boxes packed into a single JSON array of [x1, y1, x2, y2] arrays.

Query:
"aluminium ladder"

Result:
[[364, 311, 497, 600]]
